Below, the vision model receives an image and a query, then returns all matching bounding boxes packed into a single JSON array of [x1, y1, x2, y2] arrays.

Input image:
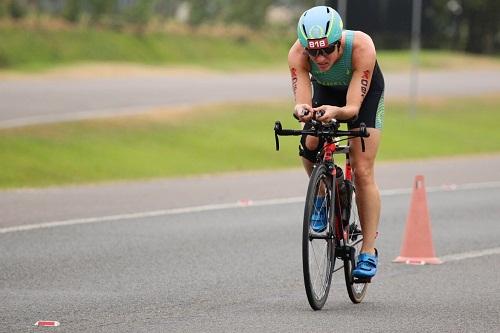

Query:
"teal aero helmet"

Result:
[[297, 6, 343, 48]]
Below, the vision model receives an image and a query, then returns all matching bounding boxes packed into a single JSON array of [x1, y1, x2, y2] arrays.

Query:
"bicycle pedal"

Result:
[[353, 277, 372, 284]]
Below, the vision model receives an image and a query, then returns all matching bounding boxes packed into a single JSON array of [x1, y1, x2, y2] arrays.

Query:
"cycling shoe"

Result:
[[311, 197, 327, 233], [352, 249, 378, 279]]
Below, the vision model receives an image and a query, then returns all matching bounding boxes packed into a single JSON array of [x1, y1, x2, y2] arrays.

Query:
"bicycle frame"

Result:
[[321, 137, 352, 244]]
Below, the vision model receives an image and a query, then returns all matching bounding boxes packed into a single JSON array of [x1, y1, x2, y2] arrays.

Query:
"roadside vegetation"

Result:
[[1, 0, 499, 72], [1, 2, 499, 189], [1, 95, 500, 189], [1, 22, 500, 73], [0, 23, 291, 71]]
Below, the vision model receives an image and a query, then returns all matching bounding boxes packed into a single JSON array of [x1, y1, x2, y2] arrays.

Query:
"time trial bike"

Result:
[[274, 117, 371, 310]]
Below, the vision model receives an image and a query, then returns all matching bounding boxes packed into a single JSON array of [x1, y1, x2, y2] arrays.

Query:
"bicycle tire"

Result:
[[302, 164, 335, 310], [343, 183, 368, 303]]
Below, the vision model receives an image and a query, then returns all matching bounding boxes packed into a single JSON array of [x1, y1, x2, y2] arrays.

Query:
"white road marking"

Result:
[[440, 247, 500, 262], [0, 197, 305, 234], [0, 105, 168, 129], [1, 181, 500, 235]]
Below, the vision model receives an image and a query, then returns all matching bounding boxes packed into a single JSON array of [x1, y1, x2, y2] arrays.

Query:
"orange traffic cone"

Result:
[[393, 175, 443, 265]]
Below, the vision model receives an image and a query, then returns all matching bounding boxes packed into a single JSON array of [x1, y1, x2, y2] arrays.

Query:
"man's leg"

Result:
[[349, 128, 381, 255], [301, 135, 319, 176]]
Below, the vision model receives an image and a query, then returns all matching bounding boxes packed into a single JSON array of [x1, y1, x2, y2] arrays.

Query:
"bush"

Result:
[[63, 0, 82, 23], [8, 0, 28, 20], [0, 2, 7, 18]]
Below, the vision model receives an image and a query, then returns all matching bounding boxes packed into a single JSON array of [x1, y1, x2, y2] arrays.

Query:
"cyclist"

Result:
[[289, 6, 384, 279]]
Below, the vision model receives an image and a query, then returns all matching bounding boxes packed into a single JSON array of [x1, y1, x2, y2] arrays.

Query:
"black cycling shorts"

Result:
[[300, 61, 385, 162], [312, 61, 385, 130]]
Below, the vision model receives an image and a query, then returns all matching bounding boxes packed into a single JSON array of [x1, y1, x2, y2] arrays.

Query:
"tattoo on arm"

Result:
[[361, 70, 370, 99], [290, 67, 298, 98]]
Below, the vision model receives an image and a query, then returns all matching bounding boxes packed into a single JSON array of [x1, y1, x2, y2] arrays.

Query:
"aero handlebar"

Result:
[[274, 119, 370, 152]]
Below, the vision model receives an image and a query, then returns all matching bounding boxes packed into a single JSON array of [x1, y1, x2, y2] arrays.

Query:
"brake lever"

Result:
[[274, 121, 282, 151], [359, 123, 368, 152], [359, 123, 370, 138]]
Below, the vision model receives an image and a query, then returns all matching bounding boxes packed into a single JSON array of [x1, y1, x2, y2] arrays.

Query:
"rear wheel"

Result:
[[302, 164, 334, 310], [343, 183, 368, 303]]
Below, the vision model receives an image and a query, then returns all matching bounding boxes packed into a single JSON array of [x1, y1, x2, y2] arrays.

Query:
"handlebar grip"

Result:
[[292, 109, 310, 121], [278, 129, 302, 135], [274, 120, 302, 136]]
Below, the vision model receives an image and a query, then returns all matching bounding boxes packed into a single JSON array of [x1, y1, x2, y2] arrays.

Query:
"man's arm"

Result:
[[288, 40, 314, 121], [344, 32, 376, 119]]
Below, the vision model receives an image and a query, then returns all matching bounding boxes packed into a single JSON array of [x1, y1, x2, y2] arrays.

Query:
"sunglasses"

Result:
[[305, 41, 340, 57]]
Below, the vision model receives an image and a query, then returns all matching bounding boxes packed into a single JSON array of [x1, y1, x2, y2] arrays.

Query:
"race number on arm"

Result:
[[288, 40, 314, 121], [345, 32, 377, 119]]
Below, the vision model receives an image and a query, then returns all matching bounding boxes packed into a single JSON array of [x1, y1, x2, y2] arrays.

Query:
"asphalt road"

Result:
[[1, 183, 499, 332], [1, 67, 500, 332], [2, 155, 500, 230], [1, 69, 500, 128]]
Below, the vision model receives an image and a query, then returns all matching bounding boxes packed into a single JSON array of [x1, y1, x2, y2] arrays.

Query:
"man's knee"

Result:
[[353, 166, 375, 186], [299, 135, 320, 163]]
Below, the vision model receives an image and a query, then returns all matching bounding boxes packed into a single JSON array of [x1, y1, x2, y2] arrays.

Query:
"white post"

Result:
[[410, 0, 422, 116]]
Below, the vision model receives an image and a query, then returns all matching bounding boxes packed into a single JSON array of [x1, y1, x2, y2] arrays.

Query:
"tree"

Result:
[[462, 0, 500, 53], [223, 0, 274, 28], [187, 0, 221, 26], [63, 0, 83, 23], [423, 0, 500, 54], [88, 0, 115, 24], [0, 1, 7, 18], [122, 0, 156, 34], [8, 0, 28, 20]]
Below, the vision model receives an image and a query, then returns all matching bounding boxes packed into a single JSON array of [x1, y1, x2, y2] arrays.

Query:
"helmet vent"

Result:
[[326, 7, 330, 13], [325, 21, 330, 34], [302, 24, 307, 36]]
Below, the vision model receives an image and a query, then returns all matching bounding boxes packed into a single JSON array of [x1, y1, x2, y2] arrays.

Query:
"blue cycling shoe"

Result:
[[310, 197, 327, 233], [352, 249, 378, 279]]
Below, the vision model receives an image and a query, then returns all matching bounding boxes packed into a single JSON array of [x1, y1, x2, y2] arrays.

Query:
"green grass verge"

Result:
[[1, 96, 500, 189], [377, 49, 500, 72], [1, 24, 499, 72], [0, 25, 291, 71]]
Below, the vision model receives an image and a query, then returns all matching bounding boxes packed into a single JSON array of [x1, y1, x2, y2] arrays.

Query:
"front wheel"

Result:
[[343, 183, 368, 303], [302, 164, 334, 310]]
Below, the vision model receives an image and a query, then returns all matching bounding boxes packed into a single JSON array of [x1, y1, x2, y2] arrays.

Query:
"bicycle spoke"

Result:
[[343, 190, 368, 303], [310, 239, 329, 298], [302, 164, 334, 310]]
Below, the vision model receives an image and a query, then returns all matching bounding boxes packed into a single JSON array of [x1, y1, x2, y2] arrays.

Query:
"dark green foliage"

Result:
[[88, 0, 115, 24], [0, 1, 6, 18], [8, 0, 28, 20], [63, 0, 82, 23], [224, 0, 273, 28], [187, 0, 219, 26], [123, 0, 155, 27], [462, 0, 500, 53], [1, 0, 499, 54]]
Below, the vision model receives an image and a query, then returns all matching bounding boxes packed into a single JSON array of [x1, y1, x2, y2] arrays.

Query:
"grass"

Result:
[[380, 95, 500, 159], [0, 24, 291, 72], [1, 23, 499, 73], [377, 50, 500, 72], [1, 96, 500, 189]]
